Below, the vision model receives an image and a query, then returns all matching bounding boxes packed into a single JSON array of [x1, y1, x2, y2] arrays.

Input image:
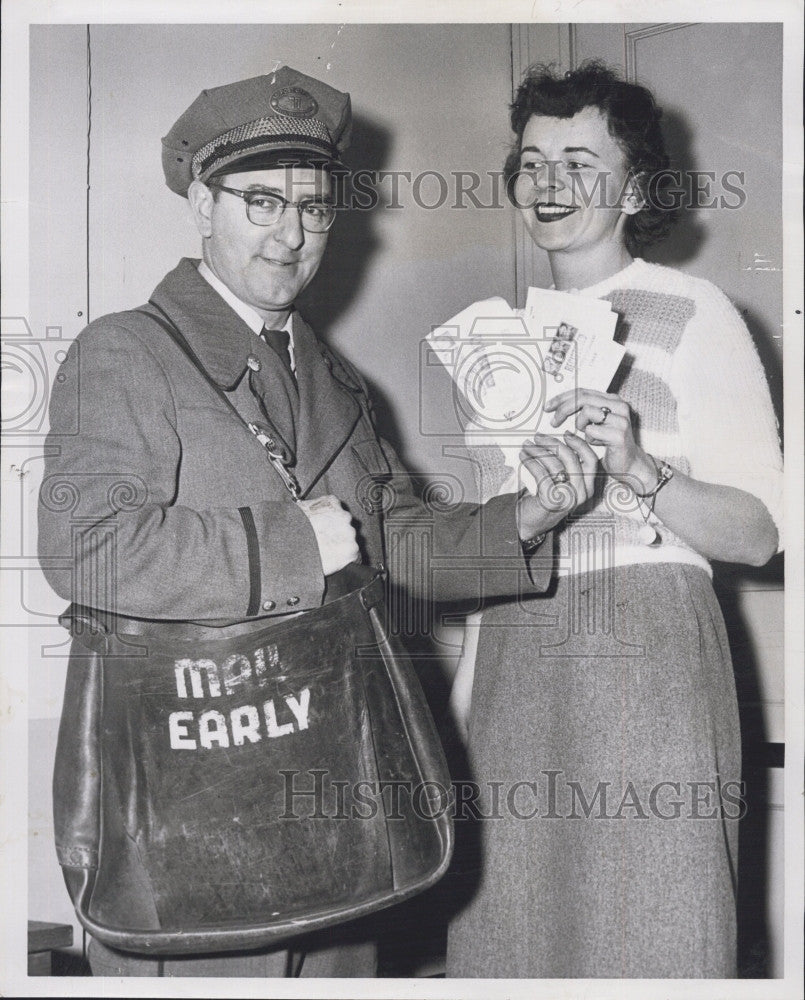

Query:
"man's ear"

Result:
[[188, 180, 214, 237], [621, 172, 645, 217]]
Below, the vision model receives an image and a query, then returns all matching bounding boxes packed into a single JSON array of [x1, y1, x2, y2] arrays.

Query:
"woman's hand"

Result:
[[517, 431, 598, 540], [545, 388, 657, 493]]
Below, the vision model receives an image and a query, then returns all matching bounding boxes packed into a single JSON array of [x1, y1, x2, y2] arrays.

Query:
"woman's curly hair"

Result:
[[504, 61, 678, 253]]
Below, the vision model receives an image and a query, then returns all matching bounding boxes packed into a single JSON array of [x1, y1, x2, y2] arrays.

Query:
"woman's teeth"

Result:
[[535, 204, 577, 222]]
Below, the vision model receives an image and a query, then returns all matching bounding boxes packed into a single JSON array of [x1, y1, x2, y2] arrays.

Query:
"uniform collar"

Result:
[[196, 260, 296, 372], [196, 259, 267, 336], [148, 258, 269, 389], [147, 258, 362, 495]]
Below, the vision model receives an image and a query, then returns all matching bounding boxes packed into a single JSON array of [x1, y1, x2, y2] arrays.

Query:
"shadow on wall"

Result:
[[644, 108, 707, 269], [297, 112, 387, 335], [297, 112, 410, 459]]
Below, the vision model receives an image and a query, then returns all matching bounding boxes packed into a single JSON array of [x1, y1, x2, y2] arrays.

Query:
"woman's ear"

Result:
[[621, 172, 646, 217], [187, 180, 214, 238]]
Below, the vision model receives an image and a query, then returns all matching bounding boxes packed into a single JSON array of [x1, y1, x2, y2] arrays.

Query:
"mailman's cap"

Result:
[[162, 66, 352, 196]]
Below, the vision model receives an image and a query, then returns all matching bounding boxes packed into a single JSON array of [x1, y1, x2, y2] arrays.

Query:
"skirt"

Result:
[[446, 562, 741, 978]]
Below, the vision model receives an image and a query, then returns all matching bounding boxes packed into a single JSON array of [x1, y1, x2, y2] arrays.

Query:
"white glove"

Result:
[[297, 495, 361, 576]]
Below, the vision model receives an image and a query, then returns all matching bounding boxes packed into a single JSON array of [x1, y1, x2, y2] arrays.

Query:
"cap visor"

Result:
[[208, 147, 346, 177]]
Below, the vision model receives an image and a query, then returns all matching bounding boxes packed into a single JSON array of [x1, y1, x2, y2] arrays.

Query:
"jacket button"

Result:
[[262, 600, 276, 611], [247, 355, 262, 371], [287, 596, 300, 606]]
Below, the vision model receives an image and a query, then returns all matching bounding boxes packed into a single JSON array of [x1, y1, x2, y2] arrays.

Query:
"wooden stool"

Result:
[[28, 921, 73, 976]]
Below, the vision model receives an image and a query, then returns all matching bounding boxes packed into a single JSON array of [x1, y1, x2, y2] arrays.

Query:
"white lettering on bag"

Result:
[[263, 700, 295, 739], [168, 710, 197, 749], [167, 688, 312, 750], [221, 653, 252, 694], [253, 644, 280, 679], [286, 688, 311, 730], [199, 710, 230, 749], [173, 645, 281, 699], [230, 704, 261, 746], [174, 659, 222, 699]]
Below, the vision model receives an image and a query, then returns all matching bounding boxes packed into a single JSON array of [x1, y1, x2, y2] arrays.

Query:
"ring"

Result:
[[592, 405, 611, 426], [551, 471, 570, 485]]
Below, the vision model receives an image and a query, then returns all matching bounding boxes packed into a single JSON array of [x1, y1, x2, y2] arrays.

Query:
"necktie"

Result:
[[250, 328, 297, 461], [261, 327, 295, 379]]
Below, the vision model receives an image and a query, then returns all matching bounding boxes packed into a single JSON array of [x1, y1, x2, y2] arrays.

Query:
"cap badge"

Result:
[[270, 86, 319, 119]]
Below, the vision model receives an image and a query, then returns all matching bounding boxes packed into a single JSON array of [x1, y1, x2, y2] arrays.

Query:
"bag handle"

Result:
[[135, 303, 303, 501]]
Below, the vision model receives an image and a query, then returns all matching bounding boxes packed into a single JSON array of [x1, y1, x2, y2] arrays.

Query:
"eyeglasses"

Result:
[[208, 183, 337, 233]]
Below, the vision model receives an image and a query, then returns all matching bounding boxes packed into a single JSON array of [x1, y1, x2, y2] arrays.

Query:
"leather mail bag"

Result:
[[53, 564, 454, 955]]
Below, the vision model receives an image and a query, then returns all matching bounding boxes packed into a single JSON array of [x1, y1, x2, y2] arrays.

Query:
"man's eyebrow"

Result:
[[520, 145, 601, 158], [241, 183, 333, 201]]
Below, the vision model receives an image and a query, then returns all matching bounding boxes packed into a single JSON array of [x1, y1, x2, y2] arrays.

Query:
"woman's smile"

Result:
[[516, 107, 641, 286], [533, 202, 579, 223]]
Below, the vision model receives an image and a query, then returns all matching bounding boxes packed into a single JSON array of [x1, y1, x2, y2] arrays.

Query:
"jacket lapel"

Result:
[[148, 259, 359, 493], [292, 314, 361, 496], [148, 258, 298, 457], [150, 259, 254, 389]]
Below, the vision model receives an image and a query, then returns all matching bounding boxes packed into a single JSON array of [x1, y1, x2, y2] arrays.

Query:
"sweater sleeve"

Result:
[[670, 278, 784, 549]]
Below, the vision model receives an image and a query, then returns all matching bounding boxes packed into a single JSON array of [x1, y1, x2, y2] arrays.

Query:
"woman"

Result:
[[445, 62, 783, 978]]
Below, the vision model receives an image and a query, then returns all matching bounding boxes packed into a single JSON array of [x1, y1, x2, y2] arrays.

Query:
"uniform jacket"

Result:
[[39, 258, 549, 625]]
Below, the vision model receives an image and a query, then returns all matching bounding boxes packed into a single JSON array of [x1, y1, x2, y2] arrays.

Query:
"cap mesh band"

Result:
[[192, 114, 335, 179]]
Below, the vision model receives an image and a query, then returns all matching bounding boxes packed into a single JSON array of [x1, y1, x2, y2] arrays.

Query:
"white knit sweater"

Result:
[[552, 258, 784, 575], [451, 259, 784, 704]]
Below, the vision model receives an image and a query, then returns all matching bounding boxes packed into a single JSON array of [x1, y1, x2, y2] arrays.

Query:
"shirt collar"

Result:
[[149, 258, 303, 388], [197, 259, 294, 342]]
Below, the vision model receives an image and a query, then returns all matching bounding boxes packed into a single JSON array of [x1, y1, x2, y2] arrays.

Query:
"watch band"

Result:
[[633, 458, 674, 500], [521, 531, 547, 555]]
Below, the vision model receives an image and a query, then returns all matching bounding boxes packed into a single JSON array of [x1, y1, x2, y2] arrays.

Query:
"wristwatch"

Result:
[[521, 531, 547, 555], [634, 459, 675, 500]]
